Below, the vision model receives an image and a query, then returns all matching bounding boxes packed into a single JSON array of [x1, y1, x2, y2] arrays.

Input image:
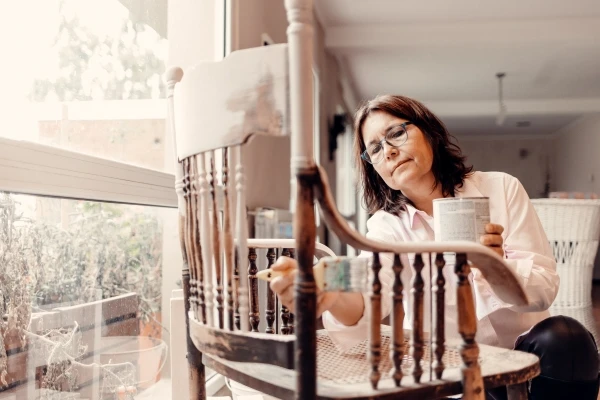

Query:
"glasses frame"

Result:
[[361, 122, 413, 165]]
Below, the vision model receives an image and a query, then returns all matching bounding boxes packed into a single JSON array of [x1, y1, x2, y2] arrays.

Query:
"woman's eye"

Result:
[[370, 145, 382, 155], [389, 129, 405, 139]]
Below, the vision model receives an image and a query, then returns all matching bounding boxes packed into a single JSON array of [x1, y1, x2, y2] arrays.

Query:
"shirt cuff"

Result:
[[322, 292, 370, 352]]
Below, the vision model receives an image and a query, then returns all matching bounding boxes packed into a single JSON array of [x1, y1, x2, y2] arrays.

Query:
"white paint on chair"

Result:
[[172, 45, 290, 160]]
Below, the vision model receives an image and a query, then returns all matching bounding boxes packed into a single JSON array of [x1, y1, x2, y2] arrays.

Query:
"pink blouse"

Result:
[[323, 171, 559, 351]]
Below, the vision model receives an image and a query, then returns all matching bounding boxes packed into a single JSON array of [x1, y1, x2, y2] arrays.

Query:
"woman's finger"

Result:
[[480, 233, 503, 247], [270, 256, 297, 272], [270, 269, 296, 295], [274, 281, 295, 309], [485, 223, 504, 235]]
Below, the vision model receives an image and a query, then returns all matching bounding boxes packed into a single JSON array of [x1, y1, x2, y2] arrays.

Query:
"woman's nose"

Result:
[[384, 142, 398, 158]]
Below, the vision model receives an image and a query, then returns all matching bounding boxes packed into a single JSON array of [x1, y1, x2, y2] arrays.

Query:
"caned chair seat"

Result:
[[200, 326, 539, 400]]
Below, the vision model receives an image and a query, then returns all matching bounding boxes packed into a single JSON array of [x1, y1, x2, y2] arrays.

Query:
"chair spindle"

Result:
[[233, 145, 250, 332], [210, 152, 224, 329], [190, 156, 206, 324], [411, 253, 425, 383], [455, 253, 484, 400], [222, 148, 235, 331], [265, 247, 276, 334], [434, 252, 446, 380], [369, 252, 383, 389], [198, 152, 214, 326], [182, 159, 197, 319], [391, 253, 404, 386], [248, 247, 260, 332], [280, 247, 292, 335]]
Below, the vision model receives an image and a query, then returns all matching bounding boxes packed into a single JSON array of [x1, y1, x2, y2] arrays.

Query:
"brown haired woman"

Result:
[[271, 95, 599, 399]]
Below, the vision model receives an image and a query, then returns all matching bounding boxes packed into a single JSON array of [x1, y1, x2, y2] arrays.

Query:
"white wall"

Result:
[[551, 114, 600, 279], [552, 114, 600, 194], [455, 136, 554, 198]]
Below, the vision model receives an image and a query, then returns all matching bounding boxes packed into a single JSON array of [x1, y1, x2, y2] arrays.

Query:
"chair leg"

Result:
[[506, 382, 528, 400], [184, 270, 207, 400]]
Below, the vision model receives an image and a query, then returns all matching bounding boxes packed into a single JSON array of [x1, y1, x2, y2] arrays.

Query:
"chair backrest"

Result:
[[166, 1, 532, 399]]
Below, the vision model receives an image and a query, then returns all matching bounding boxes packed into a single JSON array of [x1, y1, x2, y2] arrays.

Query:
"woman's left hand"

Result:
[[480, 223, 505, 258]]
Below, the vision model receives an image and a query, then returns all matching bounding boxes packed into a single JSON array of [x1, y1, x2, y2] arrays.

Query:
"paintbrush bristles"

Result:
[[256, 256, 369, 293]]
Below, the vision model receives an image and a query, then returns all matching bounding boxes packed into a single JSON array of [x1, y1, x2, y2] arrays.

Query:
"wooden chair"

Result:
[[165, 1, 539, 399]]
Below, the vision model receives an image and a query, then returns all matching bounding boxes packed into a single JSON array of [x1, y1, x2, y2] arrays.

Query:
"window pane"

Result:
[[0, 192, 182, 398], [2, 0, 170, 172]]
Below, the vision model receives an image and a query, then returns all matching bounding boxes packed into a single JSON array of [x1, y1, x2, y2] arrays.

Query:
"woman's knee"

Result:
[[514, 315, 599, 399]]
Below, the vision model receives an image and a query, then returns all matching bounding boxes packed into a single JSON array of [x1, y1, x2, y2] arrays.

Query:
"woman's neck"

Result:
[[404, 183, 444, 217]]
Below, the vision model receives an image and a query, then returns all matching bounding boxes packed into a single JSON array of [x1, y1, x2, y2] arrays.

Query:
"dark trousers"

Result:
[[486, 315, 599, 400]]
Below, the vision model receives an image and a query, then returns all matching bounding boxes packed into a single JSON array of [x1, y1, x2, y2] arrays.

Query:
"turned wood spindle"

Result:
[[209, 152, 224, 329], [280, 247, 292, 335], [265, 248, 276, 334], [222, 147, 235, 331], [233, 247, 240, 331], [248, 247, 260, 332], [433, 252, 446, 380], [411, 253, 425, 384], [182, 158, 197, 319], [190, 156, 206, 325], [391, 253, 405, 386], [369, 252, 383, 390], [455, 253, 484, 400]]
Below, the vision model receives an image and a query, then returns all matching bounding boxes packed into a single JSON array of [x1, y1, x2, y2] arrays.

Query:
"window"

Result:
[[0, 0, 225, 398], [2, 0, 169, 172]]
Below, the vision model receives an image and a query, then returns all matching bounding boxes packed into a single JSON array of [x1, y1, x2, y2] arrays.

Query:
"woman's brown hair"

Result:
[[353, 95, 472, 215]]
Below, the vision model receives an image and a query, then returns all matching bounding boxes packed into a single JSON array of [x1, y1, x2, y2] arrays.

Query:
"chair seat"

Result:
[[202, 326, 540, 400]]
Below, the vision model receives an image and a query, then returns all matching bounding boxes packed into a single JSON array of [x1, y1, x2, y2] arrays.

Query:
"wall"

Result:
[[455, 136, 554, 199], [233, 0, 346, 245], [551, 114, 600, 279], [552, 114, 600, 194]]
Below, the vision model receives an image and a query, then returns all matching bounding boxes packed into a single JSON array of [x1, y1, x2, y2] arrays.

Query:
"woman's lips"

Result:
[[392, 160, 409, 174]]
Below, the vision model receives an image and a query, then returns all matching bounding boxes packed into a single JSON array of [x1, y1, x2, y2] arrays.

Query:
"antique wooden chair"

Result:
[[165, 1, 539, 399]]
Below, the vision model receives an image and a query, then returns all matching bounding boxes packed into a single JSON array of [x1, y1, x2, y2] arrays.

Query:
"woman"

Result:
[[271, 95, 599, 399]]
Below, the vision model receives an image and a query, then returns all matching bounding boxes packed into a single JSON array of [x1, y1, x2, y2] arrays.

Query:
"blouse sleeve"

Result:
[[321, 211, 397, 352], [473, 175, 559, 316]]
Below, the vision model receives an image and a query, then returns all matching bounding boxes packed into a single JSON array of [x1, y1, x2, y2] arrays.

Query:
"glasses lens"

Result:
[[387, 126, 408, 146]]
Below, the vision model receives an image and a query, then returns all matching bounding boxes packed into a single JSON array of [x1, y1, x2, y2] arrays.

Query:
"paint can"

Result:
[[432, 197, 490, 242]]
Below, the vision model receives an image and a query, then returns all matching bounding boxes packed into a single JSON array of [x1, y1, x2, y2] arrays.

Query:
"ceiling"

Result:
[[315, 0, 600, 136]]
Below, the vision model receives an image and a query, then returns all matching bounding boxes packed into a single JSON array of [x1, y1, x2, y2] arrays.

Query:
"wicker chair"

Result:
[[531, 199, 600, 344]]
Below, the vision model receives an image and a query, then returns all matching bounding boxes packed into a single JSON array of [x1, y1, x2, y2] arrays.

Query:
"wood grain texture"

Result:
[[293, 169, 318, 400], [189, 318, 295, 369]]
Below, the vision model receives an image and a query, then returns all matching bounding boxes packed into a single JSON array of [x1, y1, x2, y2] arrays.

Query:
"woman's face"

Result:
[[361, 110, 435, 193]]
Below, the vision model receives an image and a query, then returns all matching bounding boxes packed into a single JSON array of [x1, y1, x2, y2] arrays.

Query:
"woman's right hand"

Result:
[[269, 256, 340, 318]]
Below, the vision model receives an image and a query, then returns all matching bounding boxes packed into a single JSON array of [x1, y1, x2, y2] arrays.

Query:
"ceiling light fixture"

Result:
[[496, 72, 507, 126]]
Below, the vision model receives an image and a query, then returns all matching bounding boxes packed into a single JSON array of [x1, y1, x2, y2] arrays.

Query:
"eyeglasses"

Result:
[[361, 122, 413, 165]]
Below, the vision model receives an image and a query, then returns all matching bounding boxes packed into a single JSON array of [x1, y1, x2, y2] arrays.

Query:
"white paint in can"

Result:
[[432, 197, 490, 242]]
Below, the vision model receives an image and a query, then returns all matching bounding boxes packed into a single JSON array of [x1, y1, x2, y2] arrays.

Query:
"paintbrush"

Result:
[[256, 256, 370, 292]]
